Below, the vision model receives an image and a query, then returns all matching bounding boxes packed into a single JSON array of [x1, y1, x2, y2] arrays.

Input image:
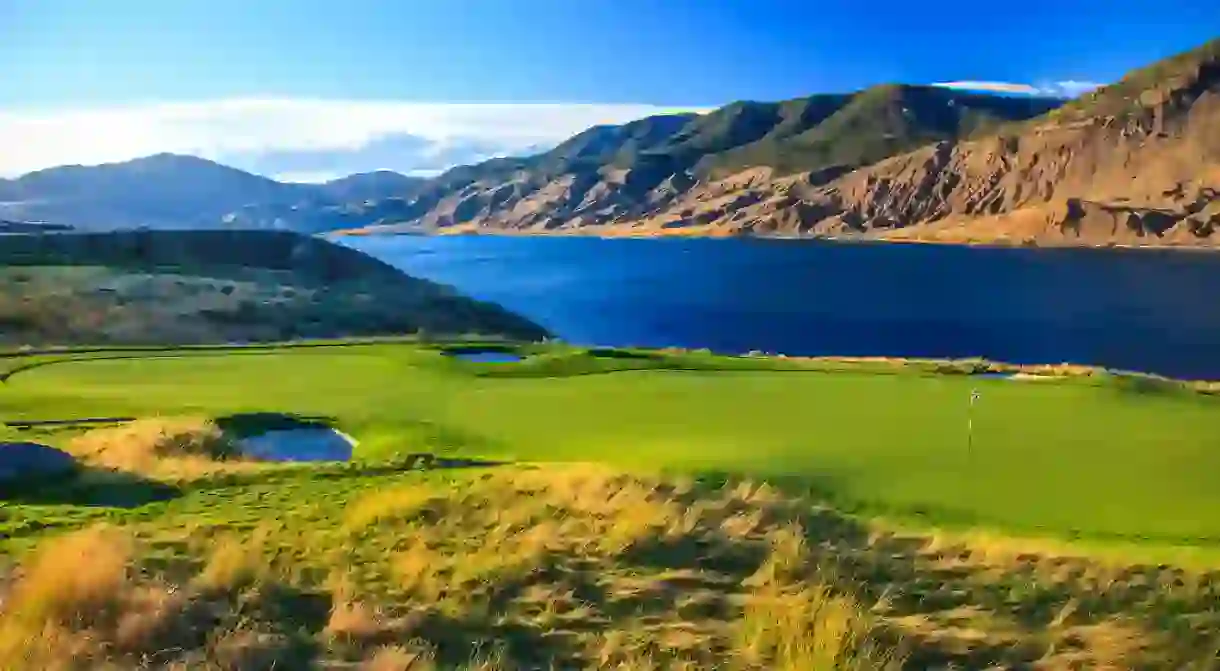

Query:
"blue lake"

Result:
[[343, 235, 1220, 379]]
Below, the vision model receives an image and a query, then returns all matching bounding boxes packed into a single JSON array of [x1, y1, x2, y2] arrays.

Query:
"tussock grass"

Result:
[[362, 644, 437, 670], [0, 467, 906, 669], [4, 462, 1220, 668], [193, 531, 278, 593], [735, 584, 899, 671], [0, 526, 134, 630]]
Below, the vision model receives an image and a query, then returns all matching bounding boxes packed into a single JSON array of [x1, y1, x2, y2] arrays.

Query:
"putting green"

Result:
[[4, 343, 1219, 546]]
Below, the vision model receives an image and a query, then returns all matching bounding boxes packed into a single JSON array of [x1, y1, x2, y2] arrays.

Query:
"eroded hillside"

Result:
[[343, 38, 1220, 247]]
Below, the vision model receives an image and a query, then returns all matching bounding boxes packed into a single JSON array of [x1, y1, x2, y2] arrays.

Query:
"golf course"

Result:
[[5, 341, 1220, 545], [2, 339, 1219, 669]]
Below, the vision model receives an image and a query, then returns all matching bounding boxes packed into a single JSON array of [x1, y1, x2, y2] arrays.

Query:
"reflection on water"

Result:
[[345, 236, 1220, 379], [239, 428, 355, 462]]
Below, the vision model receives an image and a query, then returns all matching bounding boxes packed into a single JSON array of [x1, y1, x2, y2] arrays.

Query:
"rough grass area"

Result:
[[2, 465, 1219, 669]]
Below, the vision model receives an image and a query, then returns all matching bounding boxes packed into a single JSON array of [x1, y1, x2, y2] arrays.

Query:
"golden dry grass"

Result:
[[361, 644, 437, 670], [3, 465, 1218, 669], [65, 416, 267, 481]]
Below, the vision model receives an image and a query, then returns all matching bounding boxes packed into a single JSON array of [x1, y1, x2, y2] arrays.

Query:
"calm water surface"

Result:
[[342, 235, 1220, 379]]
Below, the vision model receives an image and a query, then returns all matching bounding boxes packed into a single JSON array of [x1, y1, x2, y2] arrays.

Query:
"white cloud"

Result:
[[932, 80, 1104, 98], [0, 98, 710, 178], [1050, 80, 1106, 98], [405, 168, 447, 178], [274, 171, 345, 184]]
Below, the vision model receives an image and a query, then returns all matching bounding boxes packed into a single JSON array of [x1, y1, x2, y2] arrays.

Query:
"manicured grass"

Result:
[[4, 342, 1219, 547]]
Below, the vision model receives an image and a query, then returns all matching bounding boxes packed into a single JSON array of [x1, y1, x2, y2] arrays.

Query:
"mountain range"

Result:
[[0, 155, 427, 233], [4, 36, 1219, 247]]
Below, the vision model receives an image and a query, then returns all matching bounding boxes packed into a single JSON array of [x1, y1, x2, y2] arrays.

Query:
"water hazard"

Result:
[[443, 349, 524, 364]]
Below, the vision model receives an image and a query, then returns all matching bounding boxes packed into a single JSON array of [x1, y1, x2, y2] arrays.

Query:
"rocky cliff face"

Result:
[[345, 38, 1220, 247], [337, 86, 1061, 236]]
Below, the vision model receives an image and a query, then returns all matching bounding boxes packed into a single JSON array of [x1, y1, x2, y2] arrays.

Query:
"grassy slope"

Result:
[[0, 231, 547, 345], [4, 342, 1219, 547]]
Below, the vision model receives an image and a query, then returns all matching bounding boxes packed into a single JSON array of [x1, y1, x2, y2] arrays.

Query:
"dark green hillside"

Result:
[[696, 85, 1061, 177], [0, 230, 547, 346]]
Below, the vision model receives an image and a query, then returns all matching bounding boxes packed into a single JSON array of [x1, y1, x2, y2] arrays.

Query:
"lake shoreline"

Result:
[[340, 234, 1220, 381], [332, 227, 1220, 254], [5, 337, 1219, 388]]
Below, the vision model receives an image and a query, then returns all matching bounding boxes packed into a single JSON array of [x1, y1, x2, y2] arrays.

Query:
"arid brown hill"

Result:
[[345, 38, 1220, 248], [332, 86, 1060, 235]]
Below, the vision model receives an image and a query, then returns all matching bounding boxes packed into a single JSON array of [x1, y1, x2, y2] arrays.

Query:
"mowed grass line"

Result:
[[4, 344, 1220, 546]]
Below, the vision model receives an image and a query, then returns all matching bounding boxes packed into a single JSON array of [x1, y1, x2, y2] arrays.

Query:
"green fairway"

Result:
[[4, 342, 1218, 547]]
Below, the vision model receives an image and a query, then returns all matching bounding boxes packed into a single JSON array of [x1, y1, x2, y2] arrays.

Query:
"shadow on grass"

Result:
[[3, 416, 138, 430], [0, 442, 178, 508], [404, 609, 566, 670], [194, 454, 513, 490], [1102, 372, 1193, 397], [434, 343, 521, 355], [0, 467, 181, 508], [586, 347, 661, 361]]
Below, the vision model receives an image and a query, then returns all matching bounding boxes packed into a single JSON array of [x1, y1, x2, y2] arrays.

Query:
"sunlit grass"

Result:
[[4, 465, 1220, 668], [4, 342, 1220, 667], [6, 341, 1220, 546]]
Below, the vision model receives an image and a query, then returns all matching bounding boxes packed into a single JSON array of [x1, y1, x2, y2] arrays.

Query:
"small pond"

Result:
[[442, 349, 524, 364], [238, 428, 356, 462]]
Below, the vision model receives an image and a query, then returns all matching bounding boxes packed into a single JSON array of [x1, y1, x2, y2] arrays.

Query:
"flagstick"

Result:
[[967, 388, 979, 457]]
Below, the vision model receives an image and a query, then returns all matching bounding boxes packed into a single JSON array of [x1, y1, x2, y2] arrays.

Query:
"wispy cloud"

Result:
[[932, 80, 1104, 98], [0, 98, 710, 178]]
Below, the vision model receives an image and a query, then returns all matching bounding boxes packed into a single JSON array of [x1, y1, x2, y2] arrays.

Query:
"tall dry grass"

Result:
[[733, 583, 900, 671], [0, 467, 910, 669], [0, 526, 304, 670], [0, 526, 153, 670], [66, 416, 263, 481]]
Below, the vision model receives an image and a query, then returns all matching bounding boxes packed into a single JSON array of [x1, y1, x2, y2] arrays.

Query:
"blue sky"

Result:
[[2, 0, 1218, 179]]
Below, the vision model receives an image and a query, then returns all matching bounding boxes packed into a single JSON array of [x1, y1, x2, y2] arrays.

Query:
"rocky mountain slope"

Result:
[[1, 87, 1056, 234], [345, 37, 1220, 247], [660, 36, 1220, 246], [12, 38, 1217, 247], [337, 86, 1061, 235]]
